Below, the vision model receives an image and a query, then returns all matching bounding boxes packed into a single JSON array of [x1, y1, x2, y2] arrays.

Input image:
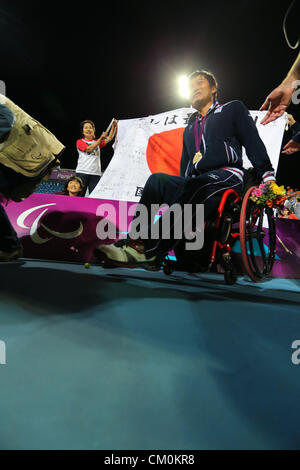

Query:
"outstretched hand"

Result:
[[282, 139, 300, 155], [260, 85, 293, 125]]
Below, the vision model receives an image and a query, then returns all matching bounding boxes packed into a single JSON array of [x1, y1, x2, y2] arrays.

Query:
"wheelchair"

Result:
[[158, 169, 276, 284]]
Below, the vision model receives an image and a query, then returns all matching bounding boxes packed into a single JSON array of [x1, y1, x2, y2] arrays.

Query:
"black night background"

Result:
[[1, 0, 299, 187]]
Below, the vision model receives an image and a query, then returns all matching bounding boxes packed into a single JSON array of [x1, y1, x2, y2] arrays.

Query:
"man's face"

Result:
[[188, 75, 216, 109]]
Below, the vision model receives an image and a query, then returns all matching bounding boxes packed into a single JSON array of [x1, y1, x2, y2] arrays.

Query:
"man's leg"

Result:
[[95, 169, 243, 268], [94, 172, 185, 268], [138, 173, 185, 210], [168, 169, 243, 220], [143, 169, 244, 258], [131, 172, 185, 240]]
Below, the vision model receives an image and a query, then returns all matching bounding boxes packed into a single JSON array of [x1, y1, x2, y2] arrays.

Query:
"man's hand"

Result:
[[260, 53, 300, 125], [282, 139, 300, 154], [260, 85, 294, 125]]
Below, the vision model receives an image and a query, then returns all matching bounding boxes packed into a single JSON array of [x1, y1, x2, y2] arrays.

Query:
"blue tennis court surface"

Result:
[[0, 259, 299, 449]]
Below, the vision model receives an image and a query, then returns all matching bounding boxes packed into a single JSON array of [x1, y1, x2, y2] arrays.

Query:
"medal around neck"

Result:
[[193, 151, 202, 164]]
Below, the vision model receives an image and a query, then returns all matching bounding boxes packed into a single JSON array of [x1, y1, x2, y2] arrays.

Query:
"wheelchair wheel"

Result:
[[163, 263, 174, 275], [224, 268, 237, 285], [240, 186, 276, 282], [221, 253, 238, 285]]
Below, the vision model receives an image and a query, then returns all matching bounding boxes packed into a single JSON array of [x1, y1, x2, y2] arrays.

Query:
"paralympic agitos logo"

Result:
[[16, 201, 205, 251], [16, 203, 83, 244]]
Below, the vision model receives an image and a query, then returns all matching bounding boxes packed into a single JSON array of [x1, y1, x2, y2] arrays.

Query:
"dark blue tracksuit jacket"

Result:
[[180, 100, 275, 182]]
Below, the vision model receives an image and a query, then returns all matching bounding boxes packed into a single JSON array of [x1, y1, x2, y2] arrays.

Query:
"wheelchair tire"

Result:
[[221, 253, 237, 285], [163, 264, 173, 275], [239, 186, 276, 282], [224, 269, 237, 285]]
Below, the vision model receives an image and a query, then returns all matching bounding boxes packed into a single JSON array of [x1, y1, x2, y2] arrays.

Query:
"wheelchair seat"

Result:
[[160, 168, 276, 284]]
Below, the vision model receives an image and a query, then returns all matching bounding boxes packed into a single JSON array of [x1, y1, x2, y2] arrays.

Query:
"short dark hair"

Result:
[[187, 70, 218, 101], [62, 176, 84, 196], [80, 120, 96, 136]]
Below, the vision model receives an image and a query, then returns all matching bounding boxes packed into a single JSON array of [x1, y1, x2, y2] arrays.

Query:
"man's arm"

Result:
[[286, 51, 300, 82], [260, 52, 300, 125], [293, 131, 300, 144], [234, 101, 276, 182], [281, 139, 300, 154], [281, 118, 300, 154]]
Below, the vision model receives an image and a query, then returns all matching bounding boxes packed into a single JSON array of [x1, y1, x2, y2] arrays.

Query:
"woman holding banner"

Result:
[[76, 119, 117, 196]]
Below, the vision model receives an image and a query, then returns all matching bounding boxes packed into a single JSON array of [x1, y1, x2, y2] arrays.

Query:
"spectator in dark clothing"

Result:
[[282, 114, 300, 155]]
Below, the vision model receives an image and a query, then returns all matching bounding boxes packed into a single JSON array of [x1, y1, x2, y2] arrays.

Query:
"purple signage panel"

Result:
[[3, 193, 300, 278], [4, 193, 137, 264]]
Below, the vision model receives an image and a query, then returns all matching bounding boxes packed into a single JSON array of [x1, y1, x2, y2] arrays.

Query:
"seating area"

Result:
[[34, 168, 76, 195], [34, 180, 65, 195]]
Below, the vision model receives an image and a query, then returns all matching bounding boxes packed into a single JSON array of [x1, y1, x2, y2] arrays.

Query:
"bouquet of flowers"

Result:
[[250, 182, 287, 208]]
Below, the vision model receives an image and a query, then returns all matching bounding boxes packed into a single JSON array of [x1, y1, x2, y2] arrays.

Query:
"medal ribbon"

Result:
[[194, 114, 207, 153]]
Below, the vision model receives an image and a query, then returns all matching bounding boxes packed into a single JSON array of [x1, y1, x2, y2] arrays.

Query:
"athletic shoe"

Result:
[[94, 239, 159, 270], [0, 245, 23, 262]]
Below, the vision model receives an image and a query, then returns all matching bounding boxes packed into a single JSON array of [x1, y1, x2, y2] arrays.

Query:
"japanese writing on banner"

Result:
[[90, 107, 286, 202]]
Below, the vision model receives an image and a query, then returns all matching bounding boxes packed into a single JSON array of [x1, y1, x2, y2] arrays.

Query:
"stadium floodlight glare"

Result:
[[178, 75, 190, 99]]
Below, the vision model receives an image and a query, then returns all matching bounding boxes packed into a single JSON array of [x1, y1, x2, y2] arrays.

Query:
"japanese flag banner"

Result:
[[90, 107, 286, 202]]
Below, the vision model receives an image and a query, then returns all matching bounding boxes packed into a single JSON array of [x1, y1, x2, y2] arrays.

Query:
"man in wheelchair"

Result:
[[95, 70, 276, 273]]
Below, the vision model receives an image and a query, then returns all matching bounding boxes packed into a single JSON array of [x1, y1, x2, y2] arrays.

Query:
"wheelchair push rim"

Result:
[[239, 186, 276, 282]]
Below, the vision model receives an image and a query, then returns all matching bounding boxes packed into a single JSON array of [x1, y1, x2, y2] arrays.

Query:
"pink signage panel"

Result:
[[3, 193, 300, 278]]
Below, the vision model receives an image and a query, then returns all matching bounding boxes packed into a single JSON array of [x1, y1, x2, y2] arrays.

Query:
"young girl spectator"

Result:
[[278, 206, 299, 219], [59, 176, 84, 197]]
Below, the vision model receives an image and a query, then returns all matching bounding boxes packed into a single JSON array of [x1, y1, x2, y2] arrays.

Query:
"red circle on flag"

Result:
[[146, 128, 184, 176]]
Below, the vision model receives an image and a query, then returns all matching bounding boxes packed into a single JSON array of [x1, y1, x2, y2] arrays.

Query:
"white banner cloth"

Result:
[[90, 108, 286, 202]]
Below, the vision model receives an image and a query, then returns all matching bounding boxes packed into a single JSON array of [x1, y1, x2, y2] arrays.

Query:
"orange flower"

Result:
[[276, 196, 286, 206]]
